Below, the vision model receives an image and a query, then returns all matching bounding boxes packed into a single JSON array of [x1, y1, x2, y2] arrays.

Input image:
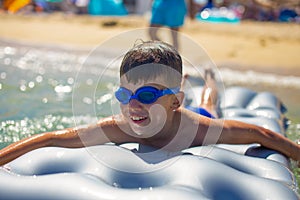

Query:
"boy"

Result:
[[0, 40, 299, 166]]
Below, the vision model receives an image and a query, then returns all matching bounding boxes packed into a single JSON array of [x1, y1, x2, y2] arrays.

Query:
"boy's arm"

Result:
[[0, 116, 132, 166], [217, 119, 300, 164], [0, 132, 59, 166], [0, 128, 81, 166]]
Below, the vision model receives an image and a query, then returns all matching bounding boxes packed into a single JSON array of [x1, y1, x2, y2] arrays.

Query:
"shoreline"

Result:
[[1, 13, 300, 76]]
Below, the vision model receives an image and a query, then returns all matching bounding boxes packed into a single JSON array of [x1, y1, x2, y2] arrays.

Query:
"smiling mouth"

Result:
[[130, 116, 148, 124]]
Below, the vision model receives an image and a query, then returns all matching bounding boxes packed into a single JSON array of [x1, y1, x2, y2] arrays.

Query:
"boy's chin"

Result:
[[130, 123, 162, 138], [131, 126, 157, 138]]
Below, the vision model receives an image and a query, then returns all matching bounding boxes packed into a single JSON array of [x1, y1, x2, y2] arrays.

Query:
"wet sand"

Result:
[[0, 13, 300, 76]]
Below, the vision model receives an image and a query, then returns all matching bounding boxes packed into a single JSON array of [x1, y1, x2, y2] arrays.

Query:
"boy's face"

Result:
[[118, 74, 181, 138]]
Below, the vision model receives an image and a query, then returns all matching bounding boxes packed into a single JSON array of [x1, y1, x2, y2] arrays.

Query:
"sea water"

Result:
[[0, 39, 299, 187]]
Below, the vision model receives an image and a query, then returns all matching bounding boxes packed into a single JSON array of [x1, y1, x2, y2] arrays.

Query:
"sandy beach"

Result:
[[0, 13, 300, 76]]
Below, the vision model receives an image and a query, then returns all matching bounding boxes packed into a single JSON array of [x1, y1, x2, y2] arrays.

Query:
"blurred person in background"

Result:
[[148, 0, 196, 50]]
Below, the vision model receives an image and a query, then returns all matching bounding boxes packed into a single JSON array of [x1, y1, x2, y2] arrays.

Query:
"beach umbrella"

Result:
[[3, 0, 31, 13]]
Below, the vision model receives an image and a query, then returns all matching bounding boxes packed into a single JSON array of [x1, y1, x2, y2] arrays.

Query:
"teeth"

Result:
[[130, 116, 146, 121]]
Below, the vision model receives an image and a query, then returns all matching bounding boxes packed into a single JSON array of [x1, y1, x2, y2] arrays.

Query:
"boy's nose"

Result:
[[128, 99, 142, 108]]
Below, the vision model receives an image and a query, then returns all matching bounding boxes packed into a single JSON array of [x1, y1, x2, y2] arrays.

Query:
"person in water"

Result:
[[0, 40, 299, 166]]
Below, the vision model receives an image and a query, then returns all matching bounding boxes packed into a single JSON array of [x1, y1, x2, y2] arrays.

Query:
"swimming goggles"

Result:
[[115, 86, 180, 105]]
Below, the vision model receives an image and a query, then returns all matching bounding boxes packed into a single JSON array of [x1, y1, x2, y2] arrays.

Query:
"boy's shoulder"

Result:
[[177, 107, 204, 122]]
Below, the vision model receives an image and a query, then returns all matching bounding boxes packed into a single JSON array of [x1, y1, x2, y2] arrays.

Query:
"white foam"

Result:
[[220, 68, 300, 89]]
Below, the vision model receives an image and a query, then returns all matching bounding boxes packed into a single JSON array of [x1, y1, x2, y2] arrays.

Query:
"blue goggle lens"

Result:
[[137, 91, 156, 104], [115, 87, 132, 104]]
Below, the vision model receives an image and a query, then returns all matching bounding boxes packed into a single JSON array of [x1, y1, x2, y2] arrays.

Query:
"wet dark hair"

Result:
[[120, 40, 182, 87]]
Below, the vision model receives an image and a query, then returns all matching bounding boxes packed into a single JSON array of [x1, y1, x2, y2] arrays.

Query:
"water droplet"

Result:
[[67, 77, 74, 85], [4, 46, 16, 55], [20, 85, 27, 92], [36, 75, 43, 83], [42, 98, 48, 103], [56, 125, 64, 130], [96, 94, 112, 105], [83, 97, 92, 105], [86, 79, 93, 86], [16, 59, 27, 69], [28, 81, 35, 89], [54, 85, 72, 93], [0, 72, 6, 79]]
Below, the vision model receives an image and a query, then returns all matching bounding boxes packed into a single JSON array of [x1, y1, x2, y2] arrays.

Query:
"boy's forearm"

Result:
[[253, 126, 300, 162], [0, 132, 55, 166], [0, 128, 85, 166], [221, 120, 300, 162]]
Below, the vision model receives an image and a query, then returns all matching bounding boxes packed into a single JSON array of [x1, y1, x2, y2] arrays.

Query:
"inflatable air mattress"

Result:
[[0, 85, 298, 199]]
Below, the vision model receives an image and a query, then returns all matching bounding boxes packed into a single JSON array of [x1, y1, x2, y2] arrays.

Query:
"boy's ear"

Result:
[[171, 91, 184, 109]]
